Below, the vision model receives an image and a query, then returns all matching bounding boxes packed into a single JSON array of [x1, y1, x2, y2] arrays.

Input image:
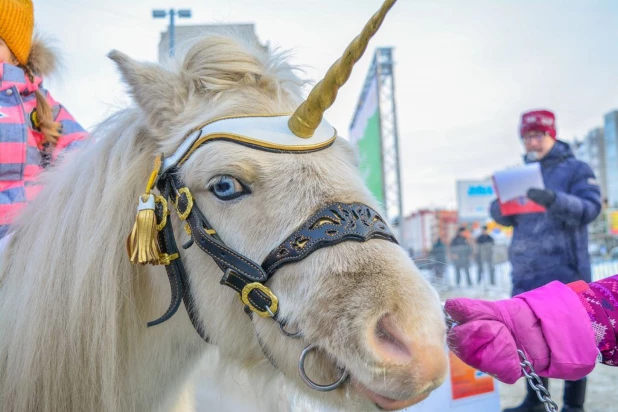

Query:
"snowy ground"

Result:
[[499, 369, 618, 412]]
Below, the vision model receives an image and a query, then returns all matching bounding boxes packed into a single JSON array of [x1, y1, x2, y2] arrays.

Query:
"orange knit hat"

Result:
[[0, 0, 34, 65]]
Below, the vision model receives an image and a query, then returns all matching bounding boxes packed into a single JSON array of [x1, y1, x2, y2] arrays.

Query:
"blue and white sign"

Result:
[[457, 180, 496, 221]]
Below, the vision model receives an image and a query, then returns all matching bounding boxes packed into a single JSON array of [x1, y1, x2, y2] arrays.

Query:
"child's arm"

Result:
[[46, 92, 89, 160], [445, 281, 599, 383]]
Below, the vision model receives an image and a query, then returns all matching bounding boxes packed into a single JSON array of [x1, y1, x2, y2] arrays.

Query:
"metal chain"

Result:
[[443, 307, 558, 412], [518, 350, 558, 412], [444, 308, 456, 330]]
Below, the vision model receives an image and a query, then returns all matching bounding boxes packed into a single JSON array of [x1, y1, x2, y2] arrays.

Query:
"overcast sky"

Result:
[[35, 0, 618, 214]]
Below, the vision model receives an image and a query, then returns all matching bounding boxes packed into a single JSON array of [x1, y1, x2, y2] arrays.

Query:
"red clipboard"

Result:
[[492, 177, 546, 216]]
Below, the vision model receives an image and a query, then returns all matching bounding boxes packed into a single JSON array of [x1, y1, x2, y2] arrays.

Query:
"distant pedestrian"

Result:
[[450, 227, 472, 287], [475, 226, 495, 285], [429, 238, 447, 281]]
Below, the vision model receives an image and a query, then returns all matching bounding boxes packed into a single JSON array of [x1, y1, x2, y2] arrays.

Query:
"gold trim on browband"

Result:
[[159, 113, 337, 176], [183, 113, 295, 139], [178, 131, 337, 167]]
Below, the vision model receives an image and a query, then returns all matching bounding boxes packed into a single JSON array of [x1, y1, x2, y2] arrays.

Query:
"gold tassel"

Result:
[[127, 194, 160, 264], [127, 156, 163, 265]]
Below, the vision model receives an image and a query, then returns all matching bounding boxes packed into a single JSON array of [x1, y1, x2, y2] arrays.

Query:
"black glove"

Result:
[[527, 188, 556, 208]]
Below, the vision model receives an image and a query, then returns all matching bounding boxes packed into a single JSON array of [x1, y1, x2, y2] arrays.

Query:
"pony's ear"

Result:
[[108, 50, 187, 131]]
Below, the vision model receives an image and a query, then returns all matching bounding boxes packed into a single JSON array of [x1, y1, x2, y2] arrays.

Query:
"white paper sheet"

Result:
[[492, 163, 545, 202]]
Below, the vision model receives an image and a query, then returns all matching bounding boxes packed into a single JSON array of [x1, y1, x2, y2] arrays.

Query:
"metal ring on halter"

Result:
[[279, 321, 302, 339], [265, 307, 303, 339], [298, 344, 349, 392]]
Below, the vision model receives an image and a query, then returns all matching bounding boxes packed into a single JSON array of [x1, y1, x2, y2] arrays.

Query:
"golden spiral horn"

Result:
[[288, 0, 397, 138]]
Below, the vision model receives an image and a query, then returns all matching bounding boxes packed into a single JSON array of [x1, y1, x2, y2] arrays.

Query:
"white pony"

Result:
[[0, 1, 447, 411]]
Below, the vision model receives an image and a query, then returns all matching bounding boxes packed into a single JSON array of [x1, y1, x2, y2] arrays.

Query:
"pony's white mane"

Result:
[[0, 31, 309, 412], [0, 110, 162, 410]]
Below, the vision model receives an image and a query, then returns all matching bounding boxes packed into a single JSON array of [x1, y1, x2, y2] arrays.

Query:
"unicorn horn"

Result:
[[288, 0, 397, 138]]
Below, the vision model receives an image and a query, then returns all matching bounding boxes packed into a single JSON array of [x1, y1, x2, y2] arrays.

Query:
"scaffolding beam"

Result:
[[375, 48, 403, 239]]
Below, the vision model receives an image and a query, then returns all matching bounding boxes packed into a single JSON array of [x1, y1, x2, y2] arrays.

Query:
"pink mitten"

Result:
[[445, 281, 598, 383]]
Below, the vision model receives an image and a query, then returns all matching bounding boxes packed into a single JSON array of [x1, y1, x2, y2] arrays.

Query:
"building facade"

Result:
[[575, 127, 606, 199], [402, 209, 459, 257], [604, 111, 618, 207]]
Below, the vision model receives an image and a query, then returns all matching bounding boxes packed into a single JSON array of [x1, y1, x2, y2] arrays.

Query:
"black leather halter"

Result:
[[148, 167, 397, 390], [151, 169, 397, 328]]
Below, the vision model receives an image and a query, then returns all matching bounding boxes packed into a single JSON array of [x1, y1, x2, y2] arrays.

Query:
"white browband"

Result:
[[160, 114, 337, 176]]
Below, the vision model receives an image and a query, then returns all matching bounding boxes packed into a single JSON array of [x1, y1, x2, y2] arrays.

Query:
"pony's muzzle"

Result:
[[368, 313, 447, 382]]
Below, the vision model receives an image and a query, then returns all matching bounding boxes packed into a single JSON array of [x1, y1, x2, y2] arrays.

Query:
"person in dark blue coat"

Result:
[[491, 109, 601, 412]]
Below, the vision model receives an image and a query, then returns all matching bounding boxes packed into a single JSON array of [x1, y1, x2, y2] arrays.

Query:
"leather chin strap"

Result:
[[149, 168, 398, 345], [149, 179, 209, 342]]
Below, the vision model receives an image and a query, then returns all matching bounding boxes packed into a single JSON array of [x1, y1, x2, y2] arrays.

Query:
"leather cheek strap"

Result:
[[149, 179, 209, 342], [169, 175, 276, 316]]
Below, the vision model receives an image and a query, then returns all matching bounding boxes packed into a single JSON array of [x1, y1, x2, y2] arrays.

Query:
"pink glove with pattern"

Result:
[[445, 281, 598, 384]]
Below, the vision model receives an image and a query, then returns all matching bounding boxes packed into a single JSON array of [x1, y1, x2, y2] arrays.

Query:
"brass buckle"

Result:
[[174, 187, 193, 221], [241, 282, 279, 318], [155, 195, 169, 231], [158, 253, 179, 266]]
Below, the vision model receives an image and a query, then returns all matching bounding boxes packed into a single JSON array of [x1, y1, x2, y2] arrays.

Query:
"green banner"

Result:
[[349, 76, 384, 205]]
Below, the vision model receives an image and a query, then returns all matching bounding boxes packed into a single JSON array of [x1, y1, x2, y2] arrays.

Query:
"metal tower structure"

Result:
[[374, 48, 403, 239], [350, 48, 402, 238]]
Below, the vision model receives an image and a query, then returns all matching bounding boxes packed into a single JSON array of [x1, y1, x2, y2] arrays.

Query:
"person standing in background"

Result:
[[450, 227, 472, 287], [475, 225, 495, 286], [490, 109, 601, 412], [429, 237, 447, 282]]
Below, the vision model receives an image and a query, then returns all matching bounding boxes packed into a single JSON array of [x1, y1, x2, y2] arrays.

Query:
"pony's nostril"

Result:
[[372, 314, 413, 363]]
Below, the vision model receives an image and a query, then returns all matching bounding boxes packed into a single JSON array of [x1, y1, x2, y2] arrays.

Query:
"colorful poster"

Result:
[[486, 220, 513, 238], [608, 209, 618, 236], [349, 75, 384, 205], [449, 351, 495, 401]]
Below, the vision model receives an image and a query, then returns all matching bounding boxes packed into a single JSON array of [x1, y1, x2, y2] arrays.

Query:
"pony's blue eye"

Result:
[[210, 175, 249, 201]]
